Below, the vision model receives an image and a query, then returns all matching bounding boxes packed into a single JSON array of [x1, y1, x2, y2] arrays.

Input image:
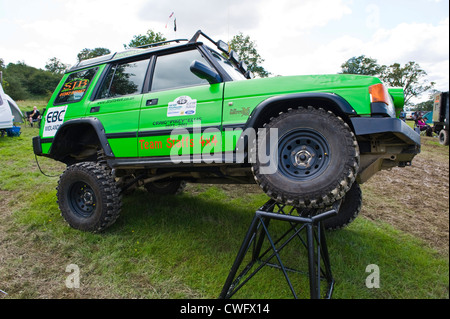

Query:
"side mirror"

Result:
[[190, 60, 222, 84]]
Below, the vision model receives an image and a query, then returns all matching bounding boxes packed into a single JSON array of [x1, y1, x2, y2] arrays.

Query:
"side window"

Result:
[[151, 49, 210, 91], [54, 67, 97, 104], [97, 58, 149, 99]]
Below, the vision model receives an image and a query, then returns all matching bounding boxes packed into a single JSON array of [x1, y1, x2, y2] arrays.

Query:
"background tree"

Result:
[[340, 55, 385, 76], [2, 76, 28, 100], [2, 61, 33, 99], [411, 89, 440, 112], [1, 61, 61, 100], [380, 61, 435, 106], [414, 100, 434, 112], [340, 56, 435, 106], [124, 30, 166, 49], [0, 58, 4, 84], [45, 57, 69, 75], [229, 33, 269, 78], [28, 71, 61, 96], [77, 47, 111, 62]]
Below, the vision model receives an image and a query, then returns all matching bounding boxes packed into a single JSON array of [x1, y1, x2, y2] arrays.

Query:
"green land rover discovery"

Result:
[[33, 30, 421, 232]]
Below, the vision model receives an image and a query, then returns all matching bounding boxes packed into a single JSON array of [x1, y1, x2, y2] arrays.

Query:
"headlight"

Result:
[[369, 83, 396, 118]]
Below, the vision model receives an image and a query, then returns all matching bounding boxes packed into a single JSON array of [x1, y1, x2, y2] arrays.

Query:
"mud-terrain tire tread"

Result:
[[323, 182, 362, 230], [439, 129, 449, 146], [252, 106, 360, 208], [56, 162, 122, 232]]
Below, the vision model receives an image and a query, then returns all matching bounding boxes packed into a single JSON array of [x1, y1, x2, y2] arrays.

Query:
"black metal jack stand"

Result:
[[219, 199, 339, 299]]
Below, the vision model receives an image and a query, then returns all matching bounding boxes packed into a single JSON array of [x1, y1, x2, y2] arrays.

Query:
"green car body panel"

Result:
[[37, 73, 409, 158]]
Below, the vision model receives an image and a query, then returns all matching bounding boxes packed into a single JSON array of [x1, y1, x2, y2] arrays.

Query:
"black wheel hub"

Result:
[[278, 129, 331, 180], [69, 182, 97, 218]]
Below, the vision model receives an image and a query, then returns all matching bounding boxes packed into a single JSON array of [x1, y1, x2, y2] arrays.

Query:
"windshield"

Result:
[[208, 49, 246, 81]]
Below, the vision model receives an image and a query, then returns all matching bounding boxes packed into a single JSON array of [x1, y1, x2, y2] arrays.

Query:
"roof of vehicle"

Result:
[[67, 30, 251, 78], [68, 39, 192, 72]]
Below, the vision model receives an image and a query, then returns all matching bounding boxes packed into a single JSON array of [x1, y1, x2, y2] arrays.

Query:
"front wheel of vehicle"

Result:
[[57, 162, 122, 232], [252, 106, 360, 208]]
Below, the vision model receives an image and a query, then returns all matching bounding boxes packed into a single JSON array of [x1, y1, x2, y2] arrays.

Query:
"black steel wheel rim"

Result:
[[69, 181, 97, 218], [278, 129, 331, 180]]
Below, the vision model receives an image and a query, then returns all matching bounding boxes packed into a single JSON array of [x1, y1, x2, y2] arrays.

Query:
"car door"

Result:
[[88, 57, 150, 158], [138, 48, 224, 161]]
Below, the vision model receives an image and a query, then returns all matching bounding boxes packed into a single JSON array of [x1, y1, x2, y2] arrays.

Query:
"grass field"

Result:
[[0, 108, 448, 299]]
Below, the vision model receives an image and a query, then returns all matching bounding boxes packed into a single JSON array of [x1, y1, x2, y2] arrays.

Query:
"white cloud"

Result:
[[364, 18, 449, 94], [1, 0, 151, 67], [138, 0, 260, 39], [369, 19, 449, 65], [261, 16, 449, 101], [1, 0, 448, 101], [245, 0, 353, 75]]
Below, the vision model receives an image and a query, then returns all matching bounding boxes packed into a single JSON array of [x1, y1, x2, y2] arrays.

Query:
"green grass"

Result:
[[15, 99, 49, 113], [0, 124, 448, 299]]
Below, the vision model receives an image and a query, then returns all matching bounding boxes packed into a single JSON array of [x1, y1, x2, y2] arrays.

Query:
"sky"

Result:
[[0, 0, 448, 103]]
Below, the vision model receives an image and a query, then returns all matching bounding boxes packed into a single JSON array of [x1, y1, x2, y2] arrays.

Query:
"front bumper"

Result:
[[351, 117, 421, 147], [350, 117, 421, 183], [32, 136, 43, 155]]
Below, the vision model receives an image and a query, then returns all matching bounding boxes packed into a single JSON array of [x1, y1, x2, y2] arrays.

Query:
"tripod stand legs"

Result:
[[306, 222, 334, 299], [219, 201, 336, 299]]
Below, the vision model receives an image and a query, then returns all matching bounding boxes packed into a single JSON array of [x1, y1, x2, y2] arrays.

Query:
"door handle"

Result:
[[90, 106, 100, 113], [146, 99, 158, 106]]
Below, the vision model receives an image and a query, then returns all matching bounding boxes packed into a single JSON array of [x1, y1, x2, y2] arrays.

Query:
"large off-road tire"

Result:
[[323, 182, 362, 230], [57, 162, 122, 232], [252, 106, 360, 208], [439, 129, 449, 146], [144, 180, 186, 195]]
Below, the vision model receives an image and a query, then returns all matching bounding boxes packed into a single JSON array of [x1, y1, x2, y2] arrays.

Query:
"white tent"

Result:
[[0, 82, 23, 130]]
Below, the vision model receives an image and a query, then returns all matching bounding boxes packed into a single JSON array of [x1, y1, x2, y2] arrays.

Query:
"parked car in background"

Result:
[[405, 111, 415, 120]]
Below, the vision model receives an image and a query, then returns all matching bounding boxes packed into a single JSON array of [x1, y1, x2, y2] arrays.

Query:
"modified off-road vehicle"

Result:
[[33, 31, 421, 232], [432, 91, 449, 145]]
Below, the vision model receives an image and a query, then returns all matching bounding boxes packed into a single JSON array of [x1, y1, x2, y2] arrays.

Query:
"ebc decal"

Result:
[[42, 105, 68, 138]]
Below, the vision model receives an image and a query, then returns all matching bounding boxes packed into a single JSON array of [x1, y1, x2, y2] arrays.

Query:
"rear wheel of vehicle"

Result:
[[57, 162, 122, 232], [252, 106, 360, 208], [144, 180, 186, 195], [323, 182, 362, 230], [439, 129, 449, 146]]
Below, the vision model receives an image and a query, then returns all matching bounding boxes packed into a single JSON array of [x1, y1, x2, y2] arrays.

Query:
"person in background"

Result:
[[28, 106, 41, 126], [417, 116, 432, 136]]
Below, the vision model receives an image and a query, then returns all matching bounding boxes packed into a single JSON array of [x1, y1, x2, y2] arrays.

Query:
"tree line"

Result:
[[340, 55, 436, 109], [1, 29, 438, 110], [0, 58, 62, 100]]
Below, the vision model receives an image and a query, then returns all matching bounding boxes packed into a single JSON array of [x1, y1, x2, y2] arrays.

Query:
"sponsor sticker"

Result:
[[167, 96, 197, 117], [42, 105, 68, 138]]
